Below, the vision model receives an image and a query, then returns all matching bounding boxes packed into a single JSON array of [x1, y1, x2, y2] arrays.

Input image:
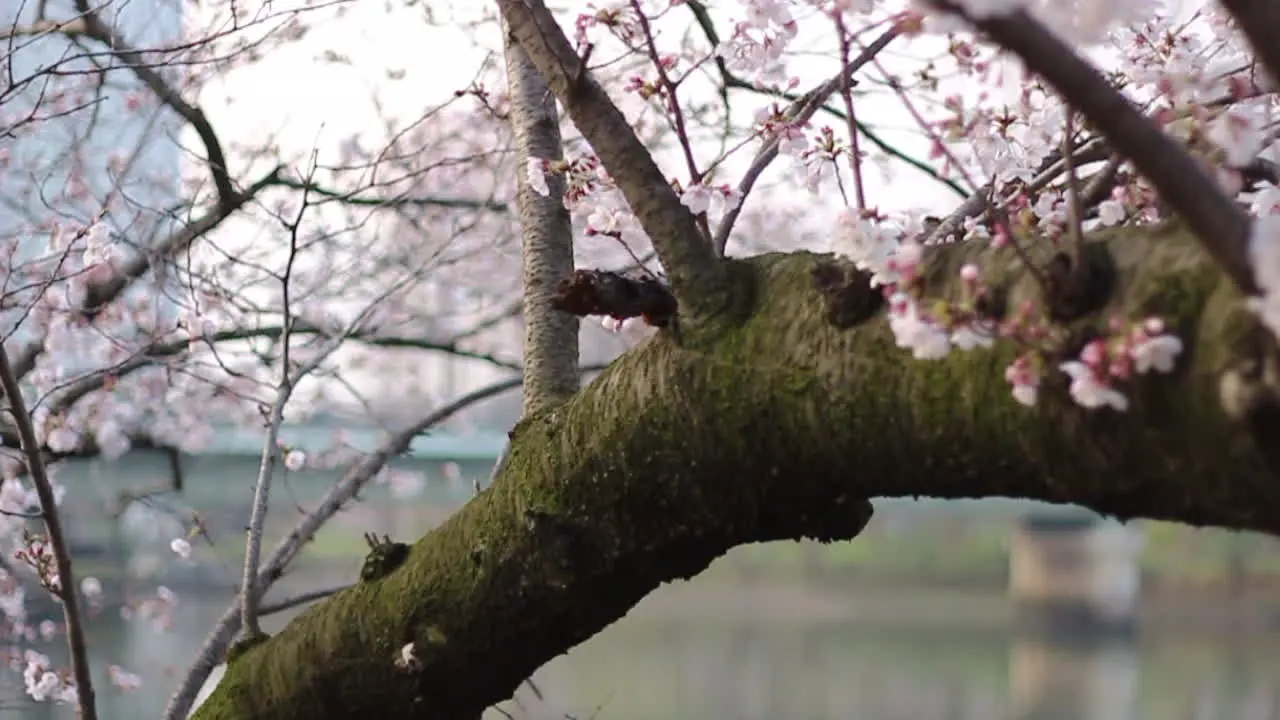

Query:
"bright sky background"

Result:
[[191, 1, 972, 233]]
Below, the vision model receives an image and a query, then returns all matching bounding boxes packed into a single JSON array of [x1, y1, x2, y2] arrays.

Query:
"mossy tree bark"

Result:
[[193, 222, 1280, 720], [191, 1, 1280, 717]]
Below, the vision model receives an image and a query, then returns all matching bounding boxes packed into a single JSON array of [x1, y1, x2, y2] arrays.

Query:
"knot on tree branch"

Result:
[[1220, 350, 1280, 478], [551, 269, 678, 327], [1044, 247, 1116, 323], [811, 261, 886, 329], [360, 533, 411, 583]]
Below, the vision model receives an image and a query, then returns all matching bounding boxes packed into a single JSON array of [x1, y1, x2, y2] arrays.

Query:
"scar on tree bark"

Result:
[[811, 261, 886, 329], [551, 269, 678, 328]]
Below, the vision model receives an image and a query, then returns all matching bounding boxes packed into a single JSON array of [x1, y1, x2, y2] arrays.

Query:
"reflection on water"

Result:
[[3, 591, 1279, 720]]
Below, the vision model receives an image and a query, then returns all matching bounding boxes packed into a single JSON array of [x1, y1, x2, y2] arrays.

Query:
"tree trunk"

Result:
[[503, 18, 579, 417], [192, 222, 1280, 719]]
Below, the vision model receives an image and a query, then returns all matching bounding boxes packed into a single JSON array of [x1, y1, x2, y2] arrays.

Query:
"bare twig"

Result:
[[239, 172, 326, 638], [1062, 113, 1086, 267], [259, 584, 350, 617], [628, 0, 713, 242], [834, 14, 868, 211], [265, 175, 509, 212], [0, 345, 97, 720]]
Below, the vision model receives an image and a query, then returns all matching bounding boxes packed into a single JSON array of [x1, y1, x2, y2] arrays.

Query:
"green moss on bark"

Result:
[[194, 225, 1280, 720]]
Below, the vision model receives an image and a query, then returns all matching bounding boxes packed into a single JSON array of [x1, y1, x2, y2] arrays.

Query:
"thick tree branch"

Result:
[[194, 222, 1280, 719], [503, 21, 580, 415], [161, 375, 529, 720], [496, 0, 729, 318], [948, 5, 1257, 294]]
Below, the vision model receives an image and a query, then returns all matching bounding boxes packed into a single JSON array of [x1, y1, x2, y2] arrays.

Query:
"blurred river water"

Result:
[[3, 585, 1280, 720]]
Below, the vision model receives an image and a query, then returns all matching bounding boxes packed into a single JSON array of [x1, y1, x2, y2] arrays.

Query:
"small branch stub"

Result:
[[551, 269, 678, 327], [811, 261, 885, 329], [1043, 249, 1116, 323], [225, 631, 270, 665], [360, 533, 411, 583]]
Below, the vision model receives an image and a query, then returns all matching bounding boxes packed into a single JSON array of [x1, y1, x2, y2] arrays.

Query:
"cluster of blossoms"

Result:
[[13, 534, 62, 595], [0, 457, 157, 702], [19, 649, 78, 703], [547, 0, 1221, 413], [831, 204, 1184, 409], [1005, 318, 1184, 410]]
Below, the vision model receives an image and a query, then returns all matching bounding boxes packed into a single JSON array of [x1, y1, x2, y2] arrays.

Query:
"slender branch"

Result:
[[0, 17, 86, 40], [627, 0, 713, 242], [1062, 113, 1086, 267], [265, 175, 509, 212], [260, 584, 350, 617], [503, 16, 580, 415], [1217, 1, 1280, 98], [41, 325, 520, 425], [711, 25, 900, 254], [190, 325, 523, 370], [237, 238, 302, 639], [0, 345, 97, 720], [924, 139, 1108, 244], [834, 14, 868, 211], [684, 1, 966, 202], [948, 4, 1256, 293], [497, 0, 727, 317]]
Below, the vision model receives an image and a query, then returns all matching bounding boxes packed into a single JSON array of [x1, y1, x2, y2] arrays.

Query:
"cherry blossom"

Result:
[[1130, 319, 1184, 374], [107, 664, 143, 691], [1060, 360, 1129, 411], [526, 158, 551, 196], [1005, 355, 1042, 407], [284, 449, 308, 472], [679, 182, 743, 217], [169, 538, 192, 559], [888, 294, 951, 360]]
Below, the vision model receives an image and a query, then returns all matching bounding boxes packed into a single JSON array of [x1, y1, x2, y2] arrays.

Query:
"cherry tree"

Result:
[[176, 0, 1280, 717], [7, 0, 1280, 716], [1, 0, 573, 716]]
